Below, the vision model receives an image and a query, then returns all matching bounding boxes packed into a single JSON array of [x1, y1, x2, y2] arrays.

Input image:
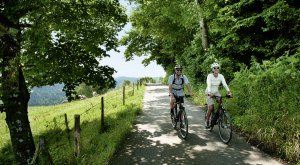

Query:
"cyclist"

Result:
[[168, 64, 193, 115], [205, 63, 232, 129]]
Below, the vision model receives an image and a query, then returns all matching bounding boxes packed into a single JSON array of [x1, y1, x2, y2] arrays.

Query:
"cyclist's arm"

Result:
[[168, 84, 173, 96], [183, 75, 193, 96], [220, 74, 232, 96], [168, 75, 173, 96], [206, 74, 213, 96], [186, 83, 193, 96]]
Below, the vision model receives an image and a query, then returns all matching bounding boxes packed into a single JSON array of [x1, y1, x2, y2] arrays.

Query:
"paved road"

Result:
[[109, 86, 283, 165]]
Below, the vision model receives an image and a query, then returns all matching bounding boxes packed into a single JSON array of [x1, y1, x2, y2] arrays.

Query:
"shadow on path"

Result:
[[108, 86, 283, 165]]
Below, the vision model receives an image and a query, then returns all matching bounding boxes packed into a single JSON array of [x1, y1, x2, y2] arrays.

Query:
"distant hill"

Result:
[[28, 76, 161, 106], [28, 84, 66, 106], [114, 76, 139, 87], [114, 76, 162, 87], [28, 78, 138, 106]]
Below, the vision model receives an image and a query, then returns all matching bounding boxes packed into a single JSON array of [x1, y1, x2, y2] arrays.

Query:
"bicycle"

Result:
[[170, 94, 191, 139], [205, 94, 233, 144]]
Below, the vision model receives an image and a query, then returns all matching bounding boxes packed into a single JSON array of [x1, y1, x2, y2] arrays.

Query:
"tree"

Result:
[[122, 0, 199, 73], [210, 0, 300, 65], [0, 0, 126, 163], [122, 80, 131, 86], [194, 0, 209, 50]]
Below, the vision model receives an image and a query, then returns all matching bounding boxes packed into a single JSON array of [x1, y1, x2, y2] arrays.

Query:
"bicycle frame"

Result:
[[173, 96, 184, 120], [170, 94, 190, 139], [212, 96, 224, 124], [207, 95, 233, 144]]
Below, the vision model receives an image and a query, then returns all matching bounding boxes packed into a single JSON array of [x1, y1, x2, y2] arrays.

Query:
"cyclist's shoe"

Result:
[[205, 121, 210, 129], [180, 123, 184, 128], [170, 109, 174, 116]]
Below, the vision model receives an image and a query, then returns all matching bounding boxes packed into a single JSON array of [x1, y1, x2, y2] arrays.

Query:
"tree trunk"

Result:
[[199, 18, 209, 50], [195, 0, 209, 51], [1, 34, 35, 164]]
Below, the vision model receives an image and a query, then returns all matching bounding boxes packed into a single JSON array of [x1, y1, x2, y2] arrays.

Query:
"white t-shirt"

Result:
[[168, 74, 189, 96], [205, 73, 230, 94]]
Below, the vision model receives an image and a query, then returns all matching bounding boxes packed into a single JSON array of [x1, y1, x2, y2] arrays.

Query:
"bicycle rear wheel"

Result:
[[179, 110, 188, 139], [218, 110, 232, 144]]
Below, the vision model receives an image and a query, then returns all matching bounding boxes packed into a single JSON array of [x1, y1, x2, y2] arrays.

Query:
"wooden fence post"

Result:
[[137, 80, 139, 90], [101, 96, 104, 131], [123, 86, 125, 105], [132, 83, 134, 96], [74, 114, 80, 157], [64, 113, 71, 142]]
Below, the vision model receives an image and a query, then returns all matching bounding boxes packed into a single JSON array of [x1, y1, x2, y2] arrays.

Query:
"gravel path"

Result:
[[109, 85, 284, 165]]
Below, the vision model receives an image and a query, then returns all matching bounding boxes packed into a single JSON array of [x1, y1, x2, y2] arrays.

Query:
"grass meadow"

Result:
[[0, 85, 145, 164]]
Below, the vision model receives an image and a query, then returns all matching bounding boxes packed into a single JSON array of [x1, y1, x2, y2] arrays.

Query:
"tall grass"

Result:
[[0, 85, 145, 164], [227, 54, 300, 164]]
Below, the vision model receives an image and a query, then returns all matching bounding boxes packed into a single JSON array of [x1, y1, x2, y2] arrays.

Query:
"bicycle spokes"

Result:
[[179, 110, 188, 139], [218, 112, 232, 144], [170, 111, 177, 129]]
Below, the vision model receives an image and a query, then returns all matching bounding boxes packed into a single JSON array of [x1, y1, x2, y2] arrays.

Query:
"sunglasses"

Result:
[[176, 69, 182, 71], [213, 67, 219, 69]]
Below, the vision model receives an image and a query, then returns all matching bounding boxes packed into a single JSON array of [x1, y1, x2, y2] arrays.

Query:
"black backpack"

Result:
[[172, 73, 184, 90]]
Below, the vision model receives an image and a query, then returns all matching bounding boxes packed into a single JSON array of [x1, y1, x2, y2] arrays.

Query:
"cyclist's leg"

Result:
[[206, 105, 214, 126], [206, 96, 214, 128], [170, 93, 175, 115]]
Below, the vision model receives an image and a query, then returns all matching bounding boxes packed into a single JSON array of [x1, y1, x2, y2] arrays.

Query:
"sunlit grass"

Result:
[[0, 85, 145, 164]]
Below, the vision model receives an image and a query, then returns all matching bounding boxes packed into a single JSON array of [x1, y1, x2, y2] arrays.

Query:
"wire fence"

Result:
[[29, 83, 143, 163]]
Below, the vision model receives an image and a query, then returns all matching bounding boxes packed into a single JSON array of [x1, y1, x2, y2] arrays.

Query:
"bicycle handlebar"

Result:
[[209, 94, 233, 99], [185, 94, 191, 98]]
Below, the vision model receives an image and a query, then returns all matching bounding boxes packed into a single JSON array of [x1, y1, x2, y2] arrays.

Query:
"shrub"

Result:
[[227, 54, 300, 163]]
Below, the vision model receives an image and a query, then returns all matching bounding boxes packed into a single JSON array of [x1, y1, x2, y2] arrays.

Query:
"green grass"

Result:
[[0, 85, 145, 164]]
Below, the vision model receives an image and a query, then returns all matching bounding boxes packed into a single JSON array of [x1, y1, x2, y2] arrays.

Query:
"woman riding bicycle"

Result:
[[205, 63, 232, 129]]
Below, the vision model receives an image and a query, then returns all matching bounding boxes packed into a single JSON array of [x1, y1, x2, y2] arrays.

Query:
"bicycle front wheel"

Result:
[[171, 111, 177, 129], [218, 110, 232, 144], [179, 110, 188, 139]]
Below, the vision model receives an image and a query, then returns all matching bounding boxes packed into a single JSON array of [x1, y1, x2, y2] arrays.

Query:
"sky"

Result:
[[99, 1, 166, 78]]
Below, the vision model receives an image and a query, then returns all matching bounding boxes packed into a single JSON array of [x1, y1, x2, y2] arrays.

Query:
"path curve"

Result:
[[109, 85, 284, 165]]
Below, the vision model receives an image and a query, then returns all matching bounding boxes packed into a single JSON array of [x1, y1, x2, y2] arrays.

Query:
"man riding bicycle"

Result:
[[205, 63, 232, 129], [168, 64, 193, 115]]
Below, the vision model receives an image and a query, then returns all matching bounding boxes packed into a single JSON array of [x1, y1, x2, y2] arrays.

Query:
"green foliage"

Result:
[[139, 77, 155, 84], [75, 83, 108, 98], [122, 80, 131, 87], [227, 54, 300, 163], [210, 0, 300, 65], [121, 0, 198, 70], [1, 0, 127, 101], [0, 85, 145, 164]]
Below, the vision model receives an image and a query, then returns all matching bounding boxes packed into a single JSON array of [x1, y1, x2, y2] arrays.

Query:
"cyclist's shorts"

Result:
[[206, 92, 221, 106]]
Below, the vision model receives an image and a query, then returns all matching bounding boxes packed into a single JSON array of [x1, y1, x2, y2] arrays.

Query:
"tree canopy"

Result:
[[123, 0, 300, 83], [0, 0, 127, 163], [18, 0, 127, 100]]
